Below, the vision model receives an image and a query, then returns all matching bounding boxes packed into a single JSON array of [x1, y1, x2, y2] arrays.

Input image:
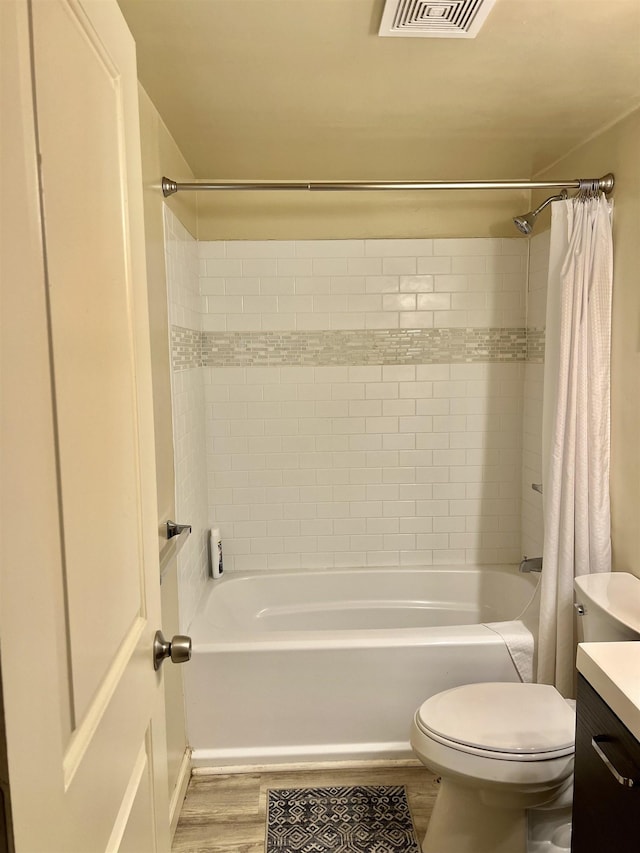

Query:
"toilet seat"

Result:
[[415, 682, 575, 762]]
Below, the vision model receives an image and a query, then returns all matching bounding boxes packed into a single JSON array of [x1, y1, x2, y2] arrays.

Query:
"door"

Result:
[[1, 1, 171, 850]]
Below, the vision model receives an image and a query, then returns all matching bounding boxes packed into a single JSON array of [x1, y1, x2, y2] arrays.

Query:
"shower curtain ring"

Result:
[[577, 178, 599, 200]]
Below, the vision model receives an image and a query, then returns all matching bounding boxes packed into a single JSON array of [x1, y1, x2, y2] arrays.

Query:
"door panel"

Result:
[[1, 1, 170, 850], [34, 0, 145, 725], [107, 738, 154, 853]]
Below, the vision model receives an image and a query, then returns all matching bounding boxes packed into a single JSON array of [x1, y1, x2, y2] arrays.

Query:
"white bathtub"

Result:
[[185, 565, 539, 769]]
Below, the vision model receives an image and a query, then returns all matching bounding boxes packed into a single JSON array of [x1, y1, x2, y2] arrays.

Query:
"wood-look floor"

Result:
[[172, 765, 439, 853]]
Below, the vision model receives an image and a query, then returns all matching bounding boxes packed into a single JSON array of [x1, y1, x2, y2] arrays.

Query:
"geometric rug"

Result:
[[265, 785, 421, 852]]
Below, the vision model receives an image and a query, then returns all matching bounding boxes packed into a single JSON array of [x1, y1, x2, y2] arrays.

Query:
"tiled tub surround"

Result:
[[164, 207, 210, 629], [186, 238, 532, 572], [198, 238, 527, 333], [205, 363, 524, 571], [521, 231, 550, 561]]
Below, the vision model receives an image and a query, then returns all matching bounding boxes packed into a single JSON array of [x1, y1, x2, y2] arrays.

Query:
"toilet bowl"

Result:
[[410, 682, 575, 853], [410, 572, 640, 853]]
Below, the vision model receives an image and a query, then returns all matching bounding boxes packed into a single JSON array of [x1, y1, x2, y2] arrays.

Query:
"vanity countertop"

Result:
[[577, 642, 640, 740]]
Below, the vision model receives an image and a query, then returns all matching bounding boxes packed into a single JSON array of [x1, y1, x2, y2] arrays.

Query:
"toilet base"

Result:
[[527, 806, 572, 853], [422, 778, 526, 853], [422, 780, 572, 853]]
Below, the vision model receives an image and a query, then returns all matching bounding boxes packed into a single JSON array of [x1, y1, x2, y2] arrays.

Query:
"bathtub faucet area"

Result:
[[519, 556, 543, 572]]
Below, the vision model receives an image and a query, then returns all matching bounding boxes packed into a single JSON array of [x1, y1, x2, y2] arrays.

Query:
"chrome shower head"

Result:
[[513, 212, 536, 235], [513, 189, 568, 235]]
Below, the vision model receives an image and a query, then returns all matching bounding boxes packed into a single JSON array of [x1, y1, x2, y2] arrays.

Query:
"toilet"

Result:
[[410, 572, 640, 853]]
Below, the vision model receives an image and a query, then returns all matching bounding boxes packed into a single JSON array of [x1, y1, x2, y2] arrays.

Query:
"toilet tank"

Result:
[[574, 572, 640, 642]]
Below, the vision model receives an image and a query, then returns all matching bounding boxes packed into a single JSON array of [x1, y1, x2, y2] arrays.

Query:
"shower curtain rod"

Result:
[[161, 173, 615, 197]]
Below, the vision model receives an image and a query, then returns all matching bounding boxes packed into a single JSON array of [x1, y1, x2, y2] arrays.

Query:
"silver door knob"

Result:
[[153, 630, 192, 670]]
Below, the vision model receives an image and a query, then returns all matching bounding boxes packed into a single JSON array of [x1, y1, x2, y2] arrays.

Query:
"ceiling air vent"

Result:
[[379, 0, 498, 39]]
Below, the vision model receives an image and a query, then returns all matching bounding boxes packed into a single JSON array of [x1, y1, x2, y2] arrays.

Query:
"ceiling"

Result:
[[118, 0, 640, 183]]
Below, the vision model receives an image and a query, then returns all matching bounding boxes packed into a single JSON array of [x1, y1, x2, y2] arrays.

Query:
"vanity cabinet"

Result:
[[571, 675, 640, 852]]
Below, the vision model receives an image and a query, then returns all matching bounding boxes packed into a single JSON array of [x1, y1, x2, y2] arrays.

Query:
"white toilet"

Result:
[[410, 572, 640, 853]]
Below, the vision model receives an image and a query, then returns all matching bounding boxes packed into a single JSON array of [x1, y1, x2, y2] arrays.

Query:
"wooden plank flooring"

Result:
[[172, 765, 439, 853]]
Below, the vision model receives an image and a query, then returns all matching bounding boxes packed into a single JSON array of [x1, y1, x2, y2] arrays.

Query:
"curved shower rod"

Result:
[[161, 173, 615, 197]]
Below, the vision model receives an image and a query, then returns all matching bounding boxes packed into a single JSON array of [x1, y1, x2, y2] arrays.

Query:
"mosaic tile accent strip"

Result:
[[171, 325, 546, 369], [266, 785, 420, 853], [527, 327, 545, 363], [171, 325, 201, 371], [200, 328, 528, 366]]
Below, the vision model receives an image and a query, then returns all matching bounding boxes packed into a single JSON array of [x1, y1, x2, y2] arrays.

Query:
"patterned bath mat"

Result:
[[266, 785, 420, 852]]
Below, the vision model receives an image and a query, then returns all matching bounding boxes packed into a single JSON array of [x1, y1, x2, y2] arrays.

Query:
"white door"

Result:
[[1, 1, 172, 850]]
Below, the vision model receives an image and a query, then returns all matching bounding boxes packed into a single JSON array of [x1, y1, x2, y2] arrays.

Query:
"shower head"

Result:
[[512, 212, 536, 236], [513, 189, 568, 235]]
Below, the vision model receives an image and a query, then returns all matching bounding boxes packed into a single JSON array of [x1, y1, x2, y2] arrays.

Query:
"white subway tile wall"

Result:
[[197, 238, 531, 571], [199, 238, 527, 332], [164, 207, 210, 628], [206, 362, 524, 570], [521, 231, 549, 560]]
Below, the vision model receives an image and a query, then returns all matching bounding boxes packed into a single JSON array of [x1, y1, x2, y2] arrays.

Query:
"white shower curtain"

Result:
[[538, 194, 614, 697]]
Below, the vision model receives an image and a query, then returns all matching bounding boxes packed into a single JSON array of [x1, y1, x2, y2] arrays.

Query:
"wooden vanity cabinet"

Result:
[[571, 675, 640, 852]]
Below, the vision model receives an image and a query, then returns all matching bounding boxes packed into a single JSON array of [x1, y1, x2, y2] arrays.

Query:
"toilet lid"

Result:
[[416, 683, 575, 758]]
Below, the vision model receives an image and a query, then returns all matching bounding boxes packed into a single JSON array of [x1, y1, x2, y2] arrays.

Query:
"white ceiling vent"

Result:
[[379, 0, 498, 39]]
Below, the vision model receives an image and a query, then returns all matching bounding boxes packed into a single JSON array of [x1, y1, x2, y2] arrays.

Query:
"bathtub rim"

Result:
[[187, 563, 538, 651]]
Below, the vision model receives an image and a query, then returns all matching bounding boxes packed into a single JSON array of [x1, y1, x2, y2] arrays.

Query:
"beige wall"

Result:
[[138, 85, 197, 818], [534, 109, 640, 578], [196, 188, 531, 241]]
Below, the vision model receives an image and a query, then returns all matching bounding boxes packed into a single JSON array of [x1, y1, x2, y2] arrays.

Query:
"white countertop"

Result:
[[576, 642, 640, 740]]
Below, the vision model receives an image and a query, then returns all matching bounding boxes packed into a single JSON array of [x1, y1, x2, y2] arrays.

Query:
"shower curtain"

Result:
[[537, 193, 614, 697]]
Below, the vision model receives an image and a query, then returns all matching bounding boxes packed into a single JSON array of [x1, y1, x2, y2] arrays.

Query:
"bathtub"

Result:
[[185, 565, 539, 769]]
